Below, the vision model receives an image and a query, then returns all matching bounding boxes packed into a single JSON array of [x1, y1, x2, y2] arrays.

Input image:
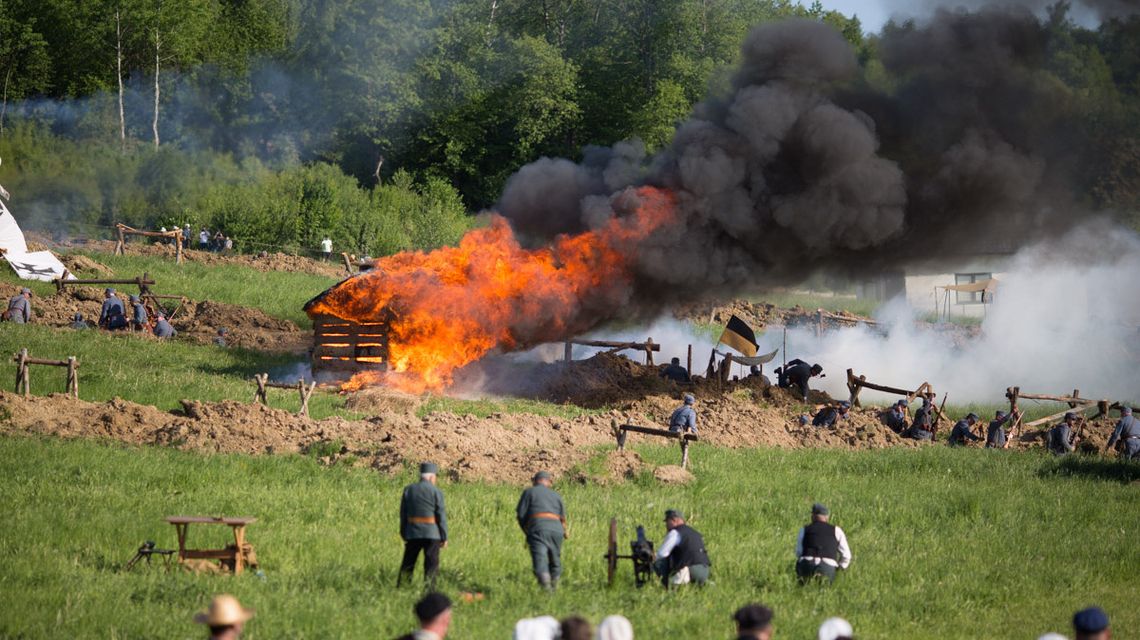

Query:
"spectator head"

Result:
[[818, 617, 853, 640], [595, 615, 633, 640], [194, 594, 253, 639], [683, 393, 695, 405], [811, 503, 830, 522], [532, 470, 552, 486], [1072, 606, 1109, 640], [559, 616, 592, 640], [512, 616, 559, 640], [733, 604, 773, 640], [419, 461, 438, 482], [413, 592, 452, 636]]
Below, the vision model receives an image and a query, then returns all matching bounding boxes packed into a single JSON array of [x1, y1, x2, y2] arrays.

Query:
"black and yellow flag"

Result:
[[717, 315, 759, 357]]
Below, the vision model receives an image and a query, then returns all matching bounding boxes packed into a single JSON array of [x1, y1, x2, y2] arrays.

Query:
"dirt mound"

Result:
[[599, 450, 647, 484], [673, 298, 875, 332], [653, 465, 694, 484], [0, 283, 307, 352], [68, 240, 346, 278], [62, 254, 114, 276]]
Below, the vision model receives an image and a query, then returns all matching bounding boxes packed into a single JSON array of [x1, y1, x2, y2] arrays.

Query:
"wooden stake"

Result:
[[175, 234, 183, 264], [644, 337, 654, 366], [15, 348, 28, 398], [66, 356, 78, 399], [564, 341, 573, 363], [253, 374, 268, 404], [680, 439, 690, 469], [686, 344, 692, 377], [298, 381, 316, 417]]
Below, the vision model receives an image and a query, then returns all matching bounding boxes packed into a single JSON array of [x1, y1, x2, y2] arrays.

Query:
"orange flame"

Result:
[[309, 186, 678, 392]]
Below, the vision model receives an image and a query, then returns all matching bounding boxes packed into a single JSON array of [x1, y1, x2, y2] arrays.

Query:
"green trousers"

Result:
[[526, 527, 563, 579]]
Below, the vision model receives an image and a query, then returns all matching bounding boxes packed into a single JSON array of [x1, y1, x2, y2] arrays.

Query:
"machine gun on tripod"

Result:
[[125, 540, 176, 570]]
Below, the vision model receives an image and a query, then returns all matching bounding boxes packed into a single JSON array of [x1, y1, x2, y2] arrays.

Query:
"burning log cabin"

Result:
[[303, 282, 390, 378]]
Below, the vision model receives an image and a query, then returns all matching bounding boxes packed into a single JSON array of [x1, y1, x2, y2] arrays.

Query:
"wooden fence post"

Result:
[[564, 341, 573, 363], [686, 344, 692, 377], [816, 309, 824, 338], [298, 380, 316, 417], [253, 374, 268, 404], [175, 234, 183, 265], [15, 348, 28, 397], [66, 357, 78, 399], [644, 337, 654, 366]]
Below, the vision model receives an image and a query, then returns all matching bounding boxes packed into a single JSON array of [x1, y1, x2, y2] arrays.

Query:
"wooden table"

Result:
[[166, 516, 257, 575]]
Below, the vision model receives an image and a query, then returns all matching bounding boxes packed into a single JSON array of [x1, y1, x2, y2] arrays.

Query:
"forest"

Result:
[[0, 0, 1138, 257]]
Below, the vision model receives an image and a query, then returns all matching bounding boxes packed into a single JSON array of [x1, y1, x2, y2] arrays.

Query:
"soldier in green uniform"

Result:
[[515, 470, 567, 591], [398, 462, 448, 587]]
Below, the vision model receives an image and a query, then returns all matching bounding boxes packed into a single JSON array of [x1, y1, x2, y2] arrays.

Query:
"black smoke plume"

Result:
[[497, 10, 1119, 314]]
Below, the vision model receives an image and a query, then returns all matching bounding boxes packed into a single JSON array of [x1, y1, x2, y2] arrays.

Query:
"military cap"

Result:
[[811, 502, 829, 516], [413, 592, 451, 622], [1121, 406, 1132, 416], [897, 399, 908, 407], [810, 364, 824, 374], [419, 461, 438, 474], [837, 400, 850, 409], [1072, 607, 1109, 634], [995, 410, 1007, 419], [105, 287, 116, 295], [129, 295, 140, 303], [1064, 412, 1077, 421], [966, 412, 979, 421], [733, 604, 773, 630], [73, 312, 83, 321], [664, 509, 683, 521], [533, 470, 552, 481], [20, 287, 31, 295], [683, 393, 695, 405]]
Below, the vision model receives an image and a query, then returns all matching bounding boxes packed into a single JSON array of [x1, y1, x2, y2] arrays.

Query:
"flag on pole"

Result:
[[717, 315, 759, 357]]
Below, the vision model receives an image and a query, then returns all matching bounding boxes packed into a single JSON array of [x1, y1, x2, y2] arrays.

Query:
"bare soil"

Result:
[[54, 238, 348, 278]]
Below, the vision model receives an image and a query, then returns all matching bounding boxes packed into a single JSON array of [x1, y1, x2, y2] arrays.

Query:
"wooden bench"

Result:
[[166, 516, 257, 574]]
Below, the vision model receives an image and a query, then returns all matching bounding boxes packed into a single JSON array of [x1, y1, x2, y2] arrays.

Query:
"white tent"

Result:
[[0, 199, 73, 283]]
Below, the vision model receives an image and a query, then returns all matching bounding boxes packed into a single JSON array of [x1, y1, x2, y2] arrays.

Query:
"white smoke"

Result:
[[764, 223, 1140, 405]]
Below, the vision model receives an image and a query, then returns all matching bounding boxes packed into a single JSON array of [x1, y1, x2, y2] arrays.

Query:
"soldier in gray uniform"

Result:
[[69, 312, 90, 330], [516, 470, 567, 590], [669, 394, 697, 434], [98, 288, 128, 330], [1047, 412, 1078, 455], [947, 413, 982, 446], [904, 393, 936, 440], [129, 295, 148, 331], [1106, 406, 1140, 460], [152, 314, 176, 338], [985, 409, 1019, 449], [882, 399, 908, 434], [4, 288, 32, 323], [398, 462, 448, 587], [660, 357, 690, 383]]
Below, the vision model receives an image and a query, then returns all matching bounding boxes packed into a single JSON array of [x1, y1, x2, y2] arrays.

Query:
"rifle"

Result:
[[1070, 416, 1087, 449], [930, 393, 948, 439], [125, 540, 175, 570], [1005, 410, 1023, 449]]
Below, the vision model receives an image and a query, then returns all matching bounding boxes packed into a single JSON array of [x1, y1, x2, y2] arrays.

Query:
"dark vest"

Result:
[[669, 524, 710, 571], [801, 521, 838, 560]]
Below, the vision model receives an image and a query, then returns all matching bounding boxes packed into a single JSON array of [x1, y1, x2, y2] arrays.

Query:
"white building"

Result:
[[858, 254, 1010, 319]]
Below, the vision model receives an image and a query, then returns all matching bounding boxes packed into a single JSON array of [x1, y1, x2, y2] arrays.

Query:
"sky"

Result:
[[812, 0, 1104, 34]]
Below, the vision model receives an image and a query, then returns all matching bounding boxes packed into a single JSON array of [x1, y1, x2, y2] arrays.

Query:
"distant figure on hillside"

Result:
[[904, 393, 936, 440], [985, 409, 1018, 449], [4, 287, 33, 323], [882, 399, 908, 434], [70, 312, 89, 330], [794, 503, 851, 584], [214, 328, 229, 347], [661, 357, 690, 383], [394, 592, 452, 640], [947, 413, 982, 446], [193, 593, 253, 639], [516, 470, 567, 591], [213, 231, 225, 252], [223, 236, 233, 254], [812, 401, 849, 429], [98, 288, 128, 330], [129, 295, 148, 331], [1072, 606, 1110, 640], [668, 394, 697, 434], [595, 615, 633, 640], [1047, 412, 1078, 455], [182, 224, 192, 246], [733, 603, 773, 640], [1105, 406, 1139, 459], [398, 462, 448, 587], [199, 228, 210, 250], [776, 359, 823, 402], [152, 313, 176, 338], [654, 509, 710, 587], [320, 237, 333, 261], [818, 617, 854, 640]]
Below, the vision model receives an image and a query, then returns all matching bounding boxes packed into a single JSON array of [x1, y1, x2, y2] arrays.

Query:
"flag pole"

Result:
[[782, 326, 787, 373]]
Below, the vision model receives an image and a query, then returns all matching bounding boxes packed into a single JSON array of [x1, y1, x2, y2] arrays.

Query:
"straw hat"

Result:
[[194, 594, 254, 626]]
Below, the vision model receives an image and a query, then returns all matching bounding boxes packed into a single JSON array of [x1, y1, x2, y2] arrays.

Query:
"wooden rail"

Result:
[[54, 273, 155, 294], [564, 338, 661, 365], [617, 423, 698, 469], [12, 348, 79, 398], [845, 368, 933, 408], [116, 224, 183, 264]]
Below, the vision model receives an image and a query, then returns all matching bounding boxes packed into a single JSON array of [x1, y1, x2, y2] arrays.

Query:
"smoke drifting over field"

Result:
[[499, 9, 1116, 314]]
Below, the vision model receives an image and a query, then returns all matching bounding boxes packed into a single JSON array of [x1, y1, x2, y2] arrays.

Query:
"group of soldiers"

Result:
[[2, 286, 187, 339], [397, 462, 850, 591]]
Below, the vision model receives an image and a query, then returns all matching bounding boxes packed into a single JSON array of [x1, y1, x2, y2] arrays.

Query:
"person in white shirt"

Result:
[[795, 503, 851, 584], [652, 509, 710, 586], [320, 237, 332, 261]]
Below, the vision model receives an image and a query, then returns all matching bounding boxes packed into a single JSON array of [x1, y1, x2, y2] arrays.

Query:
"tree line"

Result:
[[0, 0, 1137, 257]]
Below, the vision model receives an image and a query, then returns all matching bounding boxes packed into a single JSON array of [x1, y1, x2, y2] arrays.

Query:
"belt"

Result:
[[798, 556, 839, 567], [529, 512, 562, 521], [407, 516, 437, 524]]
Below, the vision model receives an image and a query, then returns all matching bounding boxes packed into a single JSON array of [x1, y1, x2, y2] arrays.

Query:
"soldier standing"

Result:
[[1105, 406, 1140, 460], [653, 509, 710, 587], [516, 470, 567, 591], [398, 462, 448, 587]]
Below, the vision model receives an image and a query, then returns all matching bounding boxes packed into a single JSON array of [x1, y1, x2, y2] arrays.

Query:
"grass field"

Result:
[[0, 435, 1136, 639]]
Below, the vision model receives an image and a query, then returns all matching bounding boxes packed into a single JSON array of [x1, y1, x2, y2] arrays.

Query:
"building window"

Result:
[[955, 272, 992, 305]]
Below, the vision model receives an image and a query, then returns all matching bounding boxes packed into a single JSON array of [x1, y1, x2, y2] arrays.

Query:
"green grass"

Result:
[[1, 249, 338, 326], [0, 324, 354, 419], [417, 396, 603, 420], [0, 435, 1136, 639]]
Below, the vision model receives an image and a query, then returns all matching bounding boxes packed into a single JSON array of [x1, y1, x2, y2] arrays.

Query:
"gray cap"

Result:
[[20, 287, 31, 295], [995, 410, 1007, 419], [664, 509, 684, 521], [812, 502, 829, 516], [837, 400, 850, 410], [683, 393, 695, 405], [1064, 412, 1076, 421], [966, 412, 979, 421], [1121, 406, 1132, 416], [533, 470, 552, 482], [105, 288, 115, 295], [419, 462, 438, 474], [897, 398, 908, 407], [129, 295, 140, 303]]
